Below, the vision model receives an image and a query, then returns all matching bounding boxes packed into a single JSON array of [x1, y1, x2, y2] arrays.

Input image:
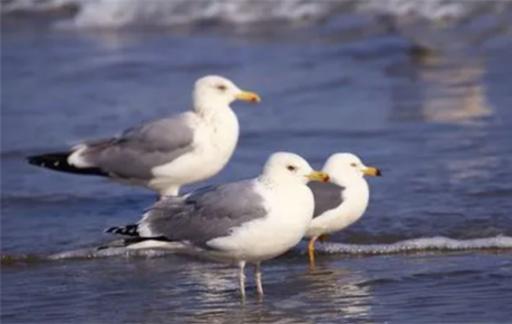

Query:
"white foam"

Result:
[[46, 236, 512, 260], [316, 236, 512, 255], [69, 0, 339, 28], [357, 0, 468, 21], [47, 245, 178, 260], [2, 0, 490, 29]]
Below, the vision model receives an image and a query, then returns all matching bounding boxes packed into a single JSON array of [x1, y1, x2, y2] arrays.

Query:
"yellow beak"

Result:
[[306, 170, 330, 183], [363, 166, 382, 177], [235, 91, 261, 103]]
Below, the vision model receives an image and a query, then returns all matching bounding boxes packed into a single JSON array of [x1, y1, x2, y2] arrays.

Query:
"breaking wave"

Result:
[[316, 235, 512, 255], [2, 236, 511, 266], [2, 0, 508, 29]]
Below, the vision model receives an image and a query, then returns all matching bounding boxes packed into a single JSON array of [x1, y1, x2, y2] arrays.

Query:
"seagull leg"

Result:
[[318, 234, 330, 242], [308, 236, 319, 268], [238, 261, 246, 299], [255, 262, 264, 297]]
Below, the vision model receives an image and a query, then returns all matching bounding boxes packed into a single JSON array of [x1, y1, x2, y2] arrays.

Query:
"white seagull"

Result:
[[306, 153, 381, 265], [28, 75, 260, 196], [106, 152, 330, 298]]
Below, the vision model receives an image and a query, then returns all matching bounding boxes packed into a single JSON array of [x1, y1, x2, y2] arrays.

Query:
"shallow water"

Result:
[[2, 1, 512, 323]]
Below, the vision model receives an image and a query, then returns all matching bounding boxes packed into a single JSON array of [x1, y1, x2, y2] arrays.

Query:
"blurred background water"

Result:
[[1, 0, 512, 323]]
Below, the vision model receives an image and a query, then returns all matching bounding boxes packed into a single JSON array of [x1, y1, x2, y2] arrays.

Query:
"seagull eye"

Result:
[[350, 163, 357, 167], [216, 84, 227, 91], [287, 165, 297, 172]]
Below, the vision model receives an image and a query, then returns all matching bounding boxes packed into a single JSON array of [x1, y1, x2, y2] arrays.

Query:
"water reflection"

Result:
[[390, 46, 492, 124], [156, 259, 375, 323], [296, 265, 373, 321]]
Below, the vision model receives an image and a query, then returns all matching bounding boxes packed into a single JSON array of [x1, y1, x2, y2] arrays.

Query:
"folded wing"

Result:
[[75, 115, 195, 180], [308, 181, 345, 217], [110, 180, 268, 247]]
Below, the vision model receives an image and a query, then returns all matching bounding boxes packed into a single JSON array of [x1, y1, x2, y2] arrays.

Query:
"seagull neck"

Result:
[[257, 174, 299, 190], [257, 174, 273, 188], [331, 173, 363, 188], [196, 104, 233, 122], [324, 164, 363, 189], [335, 175, 369, 206]]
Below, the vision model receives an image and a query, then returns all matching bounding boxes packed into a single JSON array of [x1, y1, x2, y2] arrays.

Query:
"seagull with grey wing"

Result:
[[27, 75, 260, 196], [306, 153, 381, 266], [106, 152, 330, 298]]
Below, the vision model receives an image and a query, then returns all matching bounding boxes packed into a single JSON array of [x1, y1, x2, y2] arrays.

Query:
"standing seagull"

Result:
[[107, 152, 330, 298], [306, 153, 381, 266], [27, 75, 260, 196]]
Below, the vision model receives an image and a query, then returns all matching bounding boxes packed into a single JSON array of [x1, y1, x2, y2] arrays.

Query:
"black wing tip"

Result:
[[26, 152, 70, 166], [27, 154, 53, 166], [26, 155, 38, 164], [105, 224, 139, 236], [105, 226, 118, 234], [26, 151, 108, 176]]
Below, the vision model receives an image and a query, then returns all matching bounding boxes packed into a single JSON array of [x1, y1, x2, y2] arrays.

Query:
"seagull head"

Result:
[[262, 152, 330, 185], [323, 153, 381, 183], [193, 75, 261, 111]]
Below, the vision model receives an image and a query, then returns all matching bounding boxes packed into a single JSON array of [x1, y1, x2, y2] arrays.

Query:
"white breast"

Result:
[[150, 109, 239, 194], [306, 179, 369, 238], [207, 181, 314, 262]]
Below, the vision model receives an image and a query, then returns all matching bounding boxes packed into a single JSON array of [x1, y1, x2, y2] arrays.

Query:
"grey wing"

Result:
[[308, 182, 345, 217], [140, 180, 267, 246], [80, 115, 195, 179]]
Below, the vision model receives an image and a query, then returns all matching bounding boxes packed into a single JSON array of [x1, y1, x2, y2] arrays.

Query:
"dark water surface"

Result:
[[2, 1, 512, 323]]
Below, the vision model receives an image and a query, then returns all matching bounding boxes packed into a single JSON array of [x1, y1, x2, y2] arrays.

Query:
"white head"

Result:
[[192, 75, 261, 112], [323, 153, 381, 185], [261, 152, 330, 185]]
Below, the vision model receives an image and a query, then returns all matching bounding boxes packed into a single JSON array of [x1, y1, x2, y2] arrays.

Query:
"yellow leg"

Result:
[[308, 236, 319, 267], [318, 234, 330, 242]]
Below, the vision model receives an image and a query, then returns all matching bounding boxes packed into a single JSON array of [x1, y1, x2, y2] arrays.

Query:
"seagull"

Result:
[[106, 152, 330, 298], [306, 153, 381, 266], [27, 75, 260, 197]]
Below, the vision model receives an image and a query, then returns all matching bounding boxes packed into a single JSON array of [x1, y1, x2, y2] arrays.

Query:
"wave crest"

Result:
[[316, 236, 512, 255], [3, 236, 510, 266], [2, 0, 503, 29]]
